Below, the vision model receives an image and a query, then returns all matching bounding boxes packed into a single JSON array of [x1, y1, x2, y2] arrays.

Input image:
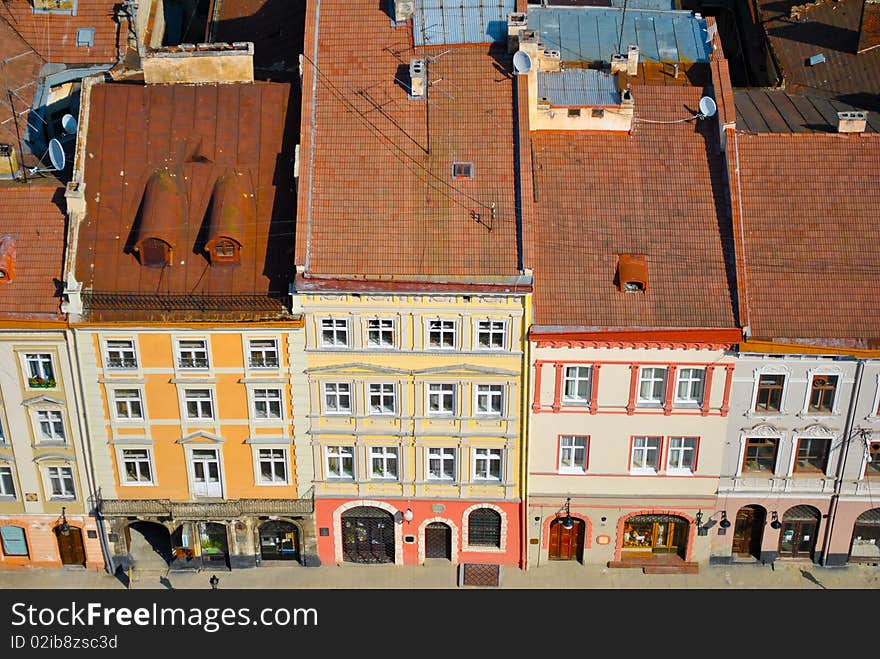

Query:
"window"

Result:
[[427, 447, 456, 480], [667, 437, 698, 473], [184, 389, 214, 420], [0, 526, 28, 556], [568, 108, 581, 117], [427, 319, 457, 349], [0, 416, 5, 443], [37, 410, 65, 441], [141, 238, 170, 268], [755, 374, 785, 413], [475, 384, 504, 416], [742, 437, 778, 474], [631, 436, 662, 472], [212, 239, 240, 263], [31, 0, 77, 15], [105, 340, 137, 369], [248, 339, 279, 368], [47, 466, 75, 498], [257, 448, 288, 484], [25, 353, 55, 387], [452, 162, 474, 179], [638, 367, 666, 405], [563, 366, 592, 403], [0, 466, 15, 497], [370, 446, 399, 479], [367, 319, 395, 348], [468, 508, 501, 547], [675, 368, 705, 405], [121, 449, 153, 484], [476, 320, 505, 350], [75, 27, 95, 47], [427, 383, 456, 415], [113, 389, 143, 420], [808, 375, 838, 413], [558, 435, 588, 473], [473, 447, 502, 480], [177, 339, 209, 369], [253, 388, 283, 420], [368, 383, 396, 415], [794, 438, 831, 474], [325, 446, 354, 479], [323, 382, 351, 414], [867, 442, 880, 478], [320, 319, 349, 347]]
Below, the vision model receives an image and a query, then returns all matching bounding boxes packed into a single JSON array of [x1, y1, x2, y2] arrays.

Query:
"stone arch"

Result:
[[461, 502, 507, 553], [542, 512, 592, 550], [417, 516, 459, 564], [255, 518, 304, 563], [332, 500, 403, 565], [615, 509, 697, 562]]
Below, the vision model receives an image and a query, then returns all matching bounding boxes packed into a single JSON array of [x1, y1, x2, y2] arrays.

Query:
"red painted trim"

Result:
[[530, 471, 717, 479], [692, 437, 701, 472], [533, 358, 729, 367], [626, 365, 639, 415], [531, 361, 544, 413], [589, 364, 601, 414], [720, 364, 735, 417], [700, 365, 716, 416], [536, 340, 736, 350], [529, 328, 741, 344], [551, 363, 564, 412], [663, 365, 677, 415], [530, 406, 725, 417]]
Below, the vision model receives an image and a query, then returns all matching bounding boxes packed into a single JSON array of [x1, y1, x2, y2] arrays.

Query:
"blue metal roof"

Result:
[[609, 0, 677, 9], [527, 6, 711, 64], [537, 69, 621, 107], [413, 0, 515, 46]]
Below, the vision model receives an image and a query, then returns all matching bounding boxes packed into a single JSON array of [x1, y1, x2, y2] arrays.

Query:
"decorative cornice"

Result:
[[21, 394, 65, 408], [534, 340, 735, 350], [176, 431, 225, 444]]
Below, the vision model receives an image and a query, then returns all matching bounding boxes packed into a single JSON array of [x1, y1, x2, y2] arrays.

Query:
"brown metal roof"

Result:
[[74, 81, 297, 322], [735, 89, 880, 133]]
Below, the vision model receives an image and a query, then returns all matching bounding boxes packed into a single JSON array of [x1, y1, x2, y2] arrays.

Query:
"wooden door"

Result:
[[779, 521, 817, 558], [424, 522, 451, 560], [733, 507, 765, 557], [548, 518, 584, 561], [56, 527, 85, 566]]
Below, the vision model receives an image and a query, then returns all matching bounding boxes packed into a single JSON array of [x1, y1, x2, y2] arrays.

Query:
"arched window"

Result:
[[468, 508, 501, 548], [0, 525, 29, 556], [140, 238, 170, 268], [209, 237, 241, 265]]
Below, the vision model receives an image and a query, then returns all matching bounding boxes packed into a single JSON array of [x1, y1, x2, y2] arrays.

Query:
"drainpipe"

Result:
[[820, 358, 864, 567]]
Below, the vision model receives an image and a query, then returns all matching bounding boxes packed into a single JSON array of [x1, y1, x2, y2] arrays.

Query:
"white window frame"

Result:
[[426, 447, 456, 481], [252, 387, 284, 421], [118, 447, 155, 486], [323, 382, 352, 415], [472, 447, 502, 481], [562, 366, 592, 404], [426, 383, 456, 416], [426, 319, 458, 350], [368, 383, 397, 415], [666, 436, 698, 474], [24, 352, 56, 387], [475, 319, 506, 350], [475, 384, 504, 416], [324, 445, 355, 480], [254, 447, 290, 485], [0, 465, 16, 498], [319, 318, 350, 348], [175, 338, 210, 370], [674, 368, 705, 407], [186, 446, 225, 498], [103, 338, 139, 370], [183, 388, 215, 421], [803, 370, 841, 416], [365, 318, 396, 349], [36, 409, 66, 442], [637, 367, 666, 406], [630, 436, 662, 474], [369, 446, 399, 480], [45, 465, 76, 499], [558, 435, 588, 473], [111, 388, 145, 422], [750, 367, 789, 415], [247, 338, 280, 369]]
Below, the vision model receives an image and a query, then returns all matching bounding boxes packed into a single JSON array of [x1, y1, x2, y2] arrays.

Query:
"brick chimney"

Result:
[[858, 0, 880, 54]]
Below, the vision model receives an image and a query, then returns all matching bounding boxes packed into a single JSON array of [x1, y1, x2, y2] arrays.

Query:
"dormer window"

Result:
[[616, 253, 648, 293], [209, 237, 241, 265], [140, 238, 171, 268], [452, 162, 474, 180]]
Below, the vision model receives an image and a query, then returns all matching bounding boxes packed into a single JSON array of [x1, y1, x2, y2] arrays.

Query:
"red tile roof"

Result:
[[74, 80, 297, 322], [529, 84, 738, 330], [0, 0, 120, 64], [0, 181, 66, 320], [729, 130, 880, 344], [295, 0, 521, 283]]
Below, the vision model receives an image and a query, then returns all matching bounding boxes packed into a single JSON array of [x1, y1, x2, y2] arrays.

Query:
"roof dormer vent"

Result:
[[616, 253, 648, 293]]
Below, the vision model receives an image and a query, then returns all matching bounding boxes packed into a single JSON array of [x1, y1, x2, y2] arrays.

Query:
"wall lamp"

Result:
[[58, 507, 70, 536], [561, 497, 573, 530], [719, 511, 731, 529], [398, 508, 414, 524], [770, 511, 782, 530]]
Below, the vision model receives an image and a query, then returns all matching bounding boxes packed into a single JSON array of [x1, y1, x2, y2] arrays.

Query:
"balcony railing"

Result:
[[106, 358, 138, 369], [178, 357, 210, 369], [97, 491, 314, 518], [248, 357, 279, 368]]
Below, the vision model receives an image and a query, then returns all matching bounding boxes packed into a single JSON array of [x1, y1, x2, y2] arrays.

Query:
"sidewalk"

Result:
[[1, 560, 879, 590]]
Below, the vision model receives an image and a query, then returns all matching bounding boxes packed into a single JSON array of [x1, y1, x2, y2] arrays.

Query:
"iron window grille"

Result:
[[105, 340, 138, 369], [427, 447, 456, 480], [468, 508, 501, 547], [476, 320, 505, 349], [258, 448, 288, 484], [563, 366, 591, 403], [122, 449, 153, 484], [177, 340, 209, 369], [248, 339, 279, 368], [323, 382, 352, 414]]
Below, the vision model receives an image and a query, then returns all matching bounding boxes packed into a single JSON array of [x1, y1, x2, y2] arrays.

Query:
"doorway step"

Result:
[[608, 554, 699, 574]]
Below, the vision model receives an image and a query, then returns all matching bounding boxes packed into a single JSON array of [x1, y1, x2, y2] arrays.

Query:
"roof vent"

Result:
[[393, 0, 414, 23], [409, 58, 427, 100], [837, 110, 868, 133], [0, 235, 15, 284], [616, 254, 648, 293]]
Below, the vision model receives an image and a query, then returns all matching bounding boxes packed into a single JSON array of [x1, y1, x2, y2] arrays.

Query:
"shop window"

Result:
[[467, 508, 501, 547], [622, 515, 687, 557], [0, 526, 28, 556]]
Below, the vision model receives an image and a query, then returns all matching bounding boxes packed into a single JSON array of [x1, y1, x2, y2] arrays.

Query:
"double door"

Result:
[[191, 449, 222, 498]]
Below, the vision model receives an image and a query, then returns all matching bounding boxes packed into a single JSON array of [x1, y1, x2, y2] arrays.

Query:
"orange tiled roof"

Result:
[[0, 181, 66, 320], [0, 0, 120, 64], [730, 129, 880, 344], [529, 84, 738, 330], [295, 0, 521, 282]]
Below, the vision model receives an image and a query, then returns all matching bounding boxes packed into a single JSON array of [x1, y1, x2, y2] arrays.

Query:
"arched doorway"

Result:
[[548, 517, 585, 561], [259, 521, 300, 562], [424, 522, 452, 560], [341, 506, 394, 564], [55, 526, 85, 566], [732, 505, 766, 560], [849, 508, 880, 563], [126, 521, 172, 569], [199, 522, 230, 568], [778, 506, 820, 559], [622, 514, 689, 560]]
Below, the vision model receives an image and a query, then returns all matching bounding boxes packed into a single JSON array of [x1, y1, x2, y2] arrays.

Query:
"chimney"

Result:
[[837, 110, 868, 133], [0, 235, 16, 284], [409, 58, 427, 100], [858, 0, 880, 54], [610, 53, 627, 74], [507, 12, 527, 54], [627, 45, 639, 77]]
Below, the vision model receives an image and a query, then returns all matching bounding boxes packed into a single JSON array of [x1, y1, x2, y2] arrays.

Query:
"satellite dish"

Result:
[[698, 96, 717, 118], [61, 114, 78, 135], [513, 50, 532, 75], [48, 139, 66, 171]]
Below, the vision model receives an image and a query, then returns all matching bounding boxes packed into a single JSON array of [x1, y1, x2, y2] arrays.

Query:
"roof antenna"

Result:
[[617, 0, 629, 55]]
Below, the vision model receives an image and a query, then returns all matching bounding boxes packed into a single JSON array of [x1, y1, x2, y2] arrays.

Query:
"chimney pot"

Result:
[[837, 110, 868, 133]]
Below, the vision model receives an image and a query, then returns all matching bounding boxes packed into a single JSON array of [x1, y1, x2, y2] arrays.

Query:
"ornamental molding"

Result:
[[535, 340, 734, 350], [742, 423, 784, 437], [794, 423, 836, 438]]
